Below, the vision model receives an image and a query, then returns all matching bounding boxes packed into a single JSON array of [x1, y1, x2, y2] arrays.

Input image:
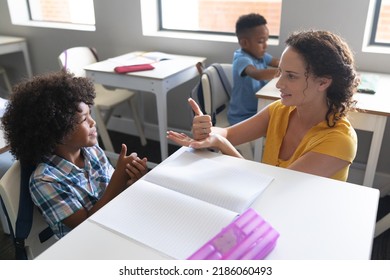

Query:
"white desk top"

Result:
[[257, 72, 390, 116], [37, 147, 379, 260], [0, 35, 26, 45], [84, 51, 206, 162], [84, 51, 206, 80]]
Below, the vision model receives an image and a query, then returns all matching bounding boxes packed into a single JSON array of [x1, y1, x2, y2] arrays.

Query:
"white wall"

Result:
[[0, 0, 389, 186]]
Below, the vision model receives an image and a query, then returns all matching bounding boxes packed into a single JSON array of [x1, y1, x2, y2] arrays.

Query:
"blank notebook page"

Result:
[[89, 180, 238, 259], [144, 151, 274, 213]]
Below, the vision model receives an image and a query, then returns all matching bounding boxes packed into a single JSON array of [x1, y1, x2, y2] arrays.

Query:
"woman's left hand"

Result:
[[166, 130, 194, 147], [167, 130, 221, 149], [167, 130, 244, 158]]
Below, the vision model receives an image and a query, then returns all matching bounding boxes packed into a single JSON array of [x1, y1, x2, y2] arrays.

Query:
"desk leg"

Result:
[[155, 87, 169, 161], [253, 138, 264, 162], [254, 98, 273, 162], [363, 115, 387, 188], [21, 42, 33, 77]]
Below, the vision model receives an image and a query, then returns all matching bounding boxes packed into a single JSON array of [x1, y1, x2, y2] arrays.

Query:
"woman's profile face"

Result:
[[275, 46, 324, 107]]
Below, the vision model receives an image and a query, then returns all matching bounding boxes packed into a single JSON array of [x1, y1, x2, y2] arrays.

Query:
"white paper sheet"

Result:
[[90, 181, 237, 259], [144, 151, 274, 213], [90, 151, 274, 259]]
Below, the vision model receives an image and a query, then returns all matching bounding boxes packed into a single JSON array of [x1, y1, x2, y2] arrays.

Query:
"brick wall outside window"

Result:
[[377, 2, 390, 43], [37, 0, 71, 23], [199, 0, 281, 36]]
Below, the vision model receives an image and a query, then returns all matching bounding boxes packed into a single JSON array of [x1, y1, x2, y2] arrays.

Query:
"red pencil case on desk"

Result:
[[187, 208, 279, 260], [114, 64, 155, 73]]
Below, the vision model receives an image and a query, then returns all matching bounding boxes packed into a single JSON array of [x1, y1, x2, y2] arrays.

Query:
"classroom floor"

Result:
[[1, 131, 389, 260]]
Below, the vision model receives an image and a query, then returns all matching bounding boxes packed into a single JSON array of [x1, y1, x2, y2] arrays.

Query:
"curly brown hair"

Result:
[[1, 70, 96, 164], [285, 30, 359, 127]]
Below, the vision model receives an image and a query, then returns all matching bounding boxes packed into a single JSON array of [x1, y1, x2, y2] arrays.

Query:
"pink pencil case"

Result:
[[114, 64, 155, 73], [187, 208, 279, 260]]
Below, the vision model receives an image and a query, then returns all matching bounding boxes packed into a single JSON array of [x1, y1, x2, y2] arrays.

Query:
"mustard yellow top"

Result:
[[262, 100, 357, 181]]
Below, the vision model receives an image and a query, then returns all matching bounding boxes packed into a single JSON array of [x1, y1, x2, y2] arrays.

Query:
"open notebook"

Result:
[[108, 52, 174, 66], [89, 151, 274, 259]]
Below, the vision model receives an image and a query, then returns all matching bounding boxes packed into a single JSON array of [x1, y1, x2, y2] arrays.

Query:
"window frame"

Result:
[[141, 0, 279, 45], [363, 0, 390, 54], [157, 0, 280, 40], [368, 0, 388, 47], [7, 0, 96, 31]]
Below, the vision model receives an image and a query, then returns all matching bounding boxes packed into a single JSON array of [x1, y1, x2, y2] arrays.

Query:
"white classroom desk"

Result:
[[36, 147, 379, 260], [254, 72, 390, 188], [0, 35, 33, 78], [84, 52, 206, 166]]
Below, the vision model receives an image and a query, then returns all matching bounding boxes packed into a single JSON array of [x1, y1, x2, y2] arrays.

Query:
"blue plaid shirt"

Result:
[[30, 145, 114, 238]]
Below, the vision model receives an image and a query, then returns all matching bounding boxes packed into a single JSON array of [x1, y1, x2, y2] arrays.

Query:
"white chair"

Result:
[[58, 47, 147, 161], [200, 63, 254, 160], [0, 161, 57, 259], [0, 150, 15, 234]]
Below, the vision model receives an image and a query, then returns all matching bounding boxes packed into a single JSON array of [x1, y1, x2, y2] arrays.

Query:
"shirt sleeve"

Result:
[[311, 125, 358, 164], [30, 172, 84, 226], [235, 55, 253, 77], [263, 52, 273, 65]]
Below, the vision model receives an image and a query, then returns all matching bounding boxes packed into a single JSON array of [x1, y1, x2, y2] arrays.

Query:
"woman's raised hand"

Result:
[[188, 98, 212, 140]]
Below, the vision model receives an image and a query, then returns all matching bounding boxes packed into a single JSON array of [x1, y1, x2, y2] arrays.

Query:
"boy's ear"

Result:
[[239, 37, 248, 48]]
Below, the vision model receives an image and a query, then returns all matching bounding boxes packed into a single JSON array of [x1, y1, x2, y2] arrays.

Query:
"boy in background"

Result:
[[228, 13, 280, 125]]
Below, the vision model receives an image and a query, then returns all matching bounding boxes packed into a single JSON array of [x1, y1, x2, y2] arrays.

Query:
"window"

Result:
[[370, 0, 390, 45], [142, 0, 282, 43], [159, 0, 281, 38], [7, 0, 95, 31], [363, 0, 390, 53]]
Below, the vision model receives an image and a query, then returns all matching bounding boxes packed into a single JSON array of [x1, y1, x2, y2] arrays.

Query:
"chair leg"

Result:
[[0, 199, 10, 235], [92, 106, 115, 153], [375, 212, 390, 238], [101, 107, 114, 124], [128, 95, 147, 146]]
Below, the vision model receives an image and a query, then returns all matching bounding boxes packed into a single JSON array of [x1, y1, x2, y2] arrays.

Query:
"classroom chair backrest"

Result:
[[201, 63, 233, 127], [199, 63, 254, 160], [58, 46, 99, 77], [0, 161, 57, 259]]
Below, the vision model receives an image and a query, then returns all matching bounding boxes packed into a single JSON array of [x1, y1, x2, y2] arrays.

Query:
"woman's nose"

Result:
[[275, 77, 282, 89]]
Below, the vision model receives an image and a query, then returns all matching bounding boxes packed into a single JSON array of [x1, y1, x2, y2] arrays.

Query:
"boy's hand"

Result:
[[189, 98, 212, 140], [125, 154, 148, 185], [115, 144, 147, 185]]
